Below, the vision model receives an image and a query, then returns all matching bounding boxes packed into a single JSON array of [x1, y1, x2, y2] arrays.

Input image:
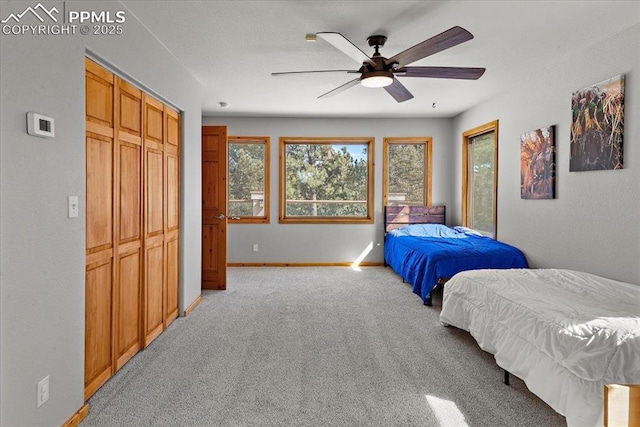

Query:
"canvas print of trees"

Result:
[[520, 125, 555, 199], [570, 75, 624, 171]]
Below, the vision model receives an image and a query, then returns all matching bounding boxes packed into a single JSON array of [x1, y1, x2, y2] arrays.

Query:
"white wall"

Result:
[[0, 1, 202, 425], [452, 23, 640, 285], [202, 117, 453, 264]]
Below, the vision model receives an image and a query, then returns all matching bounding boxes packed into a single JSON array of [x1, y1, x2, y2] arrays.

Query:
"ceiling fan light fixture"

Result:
[[360, 71, 394, 88]]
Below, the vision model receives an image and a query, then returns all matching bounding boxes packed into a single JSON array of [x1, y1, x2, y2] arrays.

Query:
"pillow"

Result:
[[451, 226, 486, 237], [391, 223, 465, 238]]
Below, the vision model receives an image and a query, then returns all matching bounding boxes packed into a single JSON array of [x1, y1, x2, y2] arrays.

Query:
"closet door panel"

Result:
[[146, 149, 164, 236], [144, 96, 164, 149], [85, 258, 113, 399], [115, 247, 141, 369], [85, 59, 113, 130], [119, 143, 141, 243], [144, 239, 164, 345], [165, 235, 179, 324], [164, 107, 180, 326], [166, 154, 180, 232], [114, 77, 143, 371], [85, 59, 115, 400], [118, 79, 142, 138], [144, 147, 164, 346], [86, 135, 113, 252], [166, 108, 179, 151]]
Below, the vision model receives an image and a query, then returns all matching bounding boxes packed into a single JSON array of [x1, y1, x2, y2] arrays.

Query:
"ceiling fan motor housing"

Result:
[[361, 36, 394, 87], [367, 35, 387, 48]]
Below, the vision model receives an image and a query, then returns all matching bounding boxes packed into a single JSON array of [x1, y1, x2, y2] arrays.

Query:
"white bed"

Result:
[[439, 268, 640, 427]]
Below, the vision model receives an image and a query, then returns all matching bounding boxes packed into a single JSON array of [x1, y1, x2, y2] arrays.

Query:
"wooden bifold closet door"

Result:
[[85, 58, 180, 400]]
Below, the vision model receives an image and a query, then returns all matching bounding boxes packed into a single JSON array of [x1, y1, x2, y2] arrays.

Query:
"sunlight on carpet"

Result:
[[425, 395, 470, 427], [351, 241, 374, 270]]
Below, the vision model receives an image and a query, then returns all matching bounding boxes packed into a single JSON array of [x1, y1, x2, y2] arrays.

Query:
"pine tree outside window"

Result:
[[462, 121, 498, 237], [228, 136, 270, 223], [383, 137, 432, 207], [279, 137, 374, 224]]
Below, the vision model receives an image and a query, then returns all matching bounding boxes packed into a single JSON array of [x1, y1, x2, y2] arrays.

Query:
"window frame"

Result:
[[227, 135, 270, 224], [382, 137, 433, 207], [279, 136, 374, 224], [462, 120, 498, 238]]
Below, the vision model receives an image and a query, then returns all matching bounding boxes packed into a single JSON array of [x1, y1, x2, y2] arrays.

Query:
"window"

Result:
[[228, 136, 270, 223], [462, 121, 498, 237], [383, 137, 432, 206], [279, 137, 374, 223]]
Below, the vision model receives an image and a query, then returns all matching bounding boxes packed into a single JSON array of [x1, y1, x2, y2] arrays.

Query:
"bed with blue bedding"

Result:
[[384, 205, 528, 305]]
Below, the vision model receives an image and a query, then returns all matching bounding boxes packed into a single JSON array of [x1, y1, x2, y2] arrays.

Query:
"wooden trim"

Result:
[[111, 74, 121, 390], [83, 368, 111, 401], [605, 384, 640, 427], [143, 323, 163, 348], [228, 136, 270, 223], [279, 136, 375, 224], [461, 133, 469, 228], [427, 140, 433, 206], [227, 262, 385, 267], [184, 294, 203, 316], [382, 137, 433, 206], [118, 132, 142, 145], [85, 57, 112, 80], [461, 120, 499, 237], [229, 217, 269, 224], [61, 403, 89, 427], [86, 121, 114, 139], [275, 217, 374, 225], [85, 250, 113, 270]]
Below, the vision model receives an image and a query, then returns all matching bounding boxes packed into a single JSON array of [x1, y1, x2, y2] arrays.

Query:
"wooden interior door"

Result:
[[164, 106, 180, 325], [114, 77, 143, 370], [85, 58, 115, 399], [143, 94, 165, 346], [201, 126, 227, 290]]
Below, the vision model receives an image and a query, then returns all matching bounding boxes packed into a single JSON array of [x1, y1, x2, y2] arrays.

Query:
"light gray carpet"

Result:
[[81, 267, 566, 426]]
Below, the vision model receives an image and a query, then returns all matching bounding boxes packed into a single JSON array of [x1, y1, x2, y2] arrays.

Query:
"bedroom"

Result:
[[0, 1, 638, 426]]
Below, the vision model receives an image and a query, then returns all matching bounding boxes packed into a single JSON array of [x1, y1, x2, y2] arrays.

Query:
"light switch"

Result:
[[68, 196, 78, 218]]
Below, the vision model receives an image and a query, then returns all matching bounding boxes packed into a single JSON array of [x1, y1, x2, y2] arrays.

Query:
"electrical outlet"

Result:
[[252, 244, 259, 252], [37, 376, 49, 407]]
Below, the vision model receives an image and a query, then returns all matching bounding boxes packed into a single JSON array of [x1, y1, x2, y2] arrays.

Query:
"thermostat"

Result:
[[27, 112, 55, 138]]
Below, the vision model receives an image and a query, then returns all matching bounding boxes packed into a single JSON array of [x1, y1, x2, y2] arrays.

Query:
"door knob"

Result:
[[215, 213, 227, 220]]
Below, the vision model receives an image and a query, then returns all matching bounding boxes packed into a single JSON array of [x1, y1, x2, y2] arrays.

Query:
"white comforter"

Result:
[[440, 268, 640, 427]]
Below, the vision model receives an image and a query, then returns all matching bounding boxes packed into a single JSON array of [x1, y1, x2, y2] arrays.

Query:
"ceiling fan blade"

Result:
[[318, 78, 361, 99], [384, 78, 414, 103], [386, 26, 474, 68], [317, 32, 375, 66], [396, 66, 486, 80], [272, 70, 359, 76]]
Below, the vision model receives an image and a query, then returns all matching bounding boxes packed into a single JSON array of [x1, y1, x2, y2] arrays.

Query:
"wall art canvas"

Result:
[[570, 75, 624, 171], [521, 125, 556, 199]]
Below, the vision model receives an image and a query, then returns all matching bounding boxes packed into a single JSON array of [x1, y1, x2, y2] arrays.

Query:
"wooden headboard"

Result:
[[384, 205, 446, 233]]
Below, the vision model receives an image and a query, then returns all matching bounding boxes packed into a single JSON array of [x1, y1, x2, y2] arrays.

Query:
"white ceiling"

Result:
[[121, 1, 639, 118]]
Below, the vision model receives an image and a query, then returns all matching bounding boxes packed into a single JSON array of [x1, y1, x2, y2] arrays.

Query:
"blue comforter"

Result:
[[384, 224, 528, 303]]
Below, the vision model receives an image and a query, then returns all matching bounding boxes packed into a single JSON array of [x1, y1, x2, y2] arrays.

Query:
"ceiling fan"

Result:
[[272, 26, 485, 103]]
